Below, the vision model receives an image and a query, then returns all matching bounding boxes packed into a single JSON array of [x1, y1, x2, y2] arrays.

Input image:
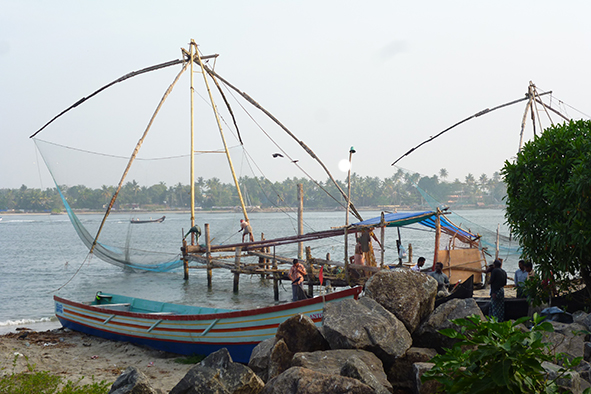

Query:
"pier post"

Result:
[[259, 233, 266, 279], [205, 224, 212, 289], [233, 247, 241, 293], [305, 246, 314, 297], [272, 246, 279, 301], [182, 236, 189, 280], [298, 184, 304, 260]]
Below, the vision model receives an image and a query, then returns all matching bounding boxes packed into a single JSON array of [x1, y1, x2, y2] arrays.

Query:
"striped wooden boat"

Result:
[[54, 286, 362, 363]]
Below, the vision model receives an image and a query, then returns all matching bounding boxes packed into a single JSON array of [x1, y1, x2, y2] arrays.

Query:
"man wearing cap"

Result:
[[289, 259, 308, 301]]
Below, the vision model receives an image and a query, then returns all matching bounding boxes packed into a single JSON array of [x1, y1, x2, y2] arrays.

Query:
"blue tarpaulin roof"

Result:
[[351, 211, 478, 241]]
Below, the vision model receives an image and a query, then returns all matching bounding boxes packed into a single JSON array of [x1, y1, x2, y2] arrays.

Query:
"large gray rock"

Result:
[[412, 362, 440, 394], [574, 311, 591, 331], [413, 298, 484, 353], [543, 322, 588, 359], [108, 367, 158, 394], [261, 366, 374, 394], [170, 348, 264, 394], [341, 356, 392, 394], [248, 337, 277, 382], [291, 349, 391, 392], [386, 347, 437, 390], [275, 313, 329, 353], [267, 339, 294, 383], [543, 361, 586, 394], [364, 268, 437, 333], [322, 297, 412, 360]]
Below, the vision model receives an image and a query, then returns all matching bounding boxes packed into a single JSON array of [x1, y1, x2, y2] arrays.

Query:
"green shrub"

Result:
[[422, 314, 586, 393]]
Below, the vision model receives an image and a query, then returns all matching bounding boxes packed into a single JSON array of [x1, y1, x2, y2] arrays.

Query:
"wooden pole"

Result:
[[433, 210, 441, 268], [298, 184, 304, 260], [380, 212, 385, 267], [344, 146, 355, 285], [190, 40, 196, 233], [495, 224, 500, 261], [272, 246, 279, 301], [183, 236, 189, 280], [305, 246, 313, 298], [259, 233, 266, 279], [205, 223, 212, 288], [233, 247, 241, 293], [408, 243, 413, 264]]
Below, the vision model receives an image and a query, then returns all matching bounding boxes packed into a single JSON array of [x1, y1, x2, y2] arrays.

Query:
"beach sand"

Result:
[[0, 328, 194, 392]]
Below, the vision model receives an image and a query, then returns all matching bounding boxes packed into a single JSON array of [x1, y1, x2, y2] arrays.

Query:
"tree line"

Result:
[[0, 168, 506, 213]]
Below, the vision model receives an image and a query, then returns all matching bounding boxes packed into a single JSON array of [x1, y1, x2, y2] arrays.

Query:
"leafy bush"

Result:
[[422, 314, 585, 393]]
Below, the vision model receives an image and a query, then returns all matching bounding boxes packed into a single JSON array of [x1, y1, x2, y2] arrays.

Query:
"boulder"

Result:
[[542, 322, 587, 359], [364, 268, 437, 333], [386, 347, 437, 390], [413, 298, 484, 353], [267, 339, 294, 383], [585, 342, 591, 362], [291, 349, 391, 392], [248, 337, 277, 382], [170, 348, 264, 394], [542, 361, 586, 394], [108, 367, 159, 394], [322, 297, 412, 360], [276, 314, 329, 353], [341, 356, 392, 394], [574, 311, 591, 331], [261, 366, 374, 394], [412, 362, 440, 394]]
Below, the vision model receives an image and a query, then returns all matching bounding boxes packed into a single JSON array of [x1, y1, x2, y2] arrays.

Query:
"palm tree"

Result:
[[439, 168, 448, 182]]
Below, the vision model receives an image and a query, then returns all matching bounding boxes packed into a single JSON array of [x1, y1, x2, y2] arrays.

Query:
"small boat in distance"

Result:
[[54, 286, 362, 363], [130, 215, 165, 224]]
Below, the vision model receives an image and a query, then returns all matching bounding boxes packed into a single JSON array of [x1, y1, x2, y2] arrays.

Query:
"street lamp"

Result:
[[345, 146, 356, 285]]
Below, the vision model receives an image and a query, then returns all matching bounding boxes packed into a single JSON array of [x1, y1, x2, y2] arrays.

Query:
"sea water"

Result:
[[0, 209, 514, 334]]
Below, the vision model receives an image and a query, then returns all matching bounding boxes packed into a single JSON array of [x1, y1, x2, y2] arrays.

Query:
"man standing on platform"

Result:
[[239, 219, 254, 242], [289, 259, 308, 301]]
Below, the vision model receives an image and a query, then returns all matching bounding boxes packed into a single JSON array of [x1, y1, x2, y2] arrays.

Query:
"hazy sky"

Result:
[[1, 1, 590, 190]]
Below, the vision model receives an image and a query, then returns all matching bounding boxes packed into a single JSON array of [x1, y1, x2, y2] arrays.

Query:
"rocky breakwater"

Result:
[[106, 268, 591, 393]]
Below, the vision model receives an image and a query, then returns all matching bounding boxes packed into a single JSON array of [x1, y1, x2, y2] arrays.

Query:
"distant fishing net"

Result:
[[413, 180, 522, 262], [34, 138, 193, 272]]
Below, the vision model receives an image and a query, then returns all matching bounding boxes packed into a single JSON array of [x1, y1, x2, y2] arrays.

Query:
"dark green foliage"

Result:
[[422, 314, 582, 393], [502, 119, 591, 288], [1, 169, 507, 212], [174, 354, 206, 364]]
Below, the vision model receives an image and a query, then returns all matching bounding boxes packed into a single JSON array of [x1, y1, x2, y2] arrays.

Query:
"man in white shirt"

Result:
[[411, 256, 426, 272]]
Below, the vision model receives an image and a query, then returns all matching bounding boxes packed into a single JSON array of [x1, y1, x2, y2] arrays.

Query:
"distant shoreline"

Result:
[[0, 205, 506, 216]]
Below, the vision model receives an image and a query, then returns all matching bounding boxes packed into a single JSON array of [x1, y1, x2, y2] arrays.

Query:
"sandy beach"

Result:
[[0, 328, 195, 392]]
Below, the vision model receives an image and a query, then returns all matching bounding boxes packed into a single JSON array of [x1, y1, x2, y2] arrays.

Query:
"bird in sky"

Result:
[[272, 153, 284, 158]]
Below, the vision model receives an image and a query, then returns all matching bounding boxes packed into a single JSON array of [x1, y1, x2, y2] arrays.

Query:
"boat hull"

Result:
[[54, 286, 362, 363]]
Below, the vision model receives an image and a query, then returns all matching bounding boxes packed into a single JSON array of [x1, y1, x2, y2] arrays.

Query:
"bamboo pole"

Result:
[[194, 47, 250, 222], [190, 40, 196, 233]]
